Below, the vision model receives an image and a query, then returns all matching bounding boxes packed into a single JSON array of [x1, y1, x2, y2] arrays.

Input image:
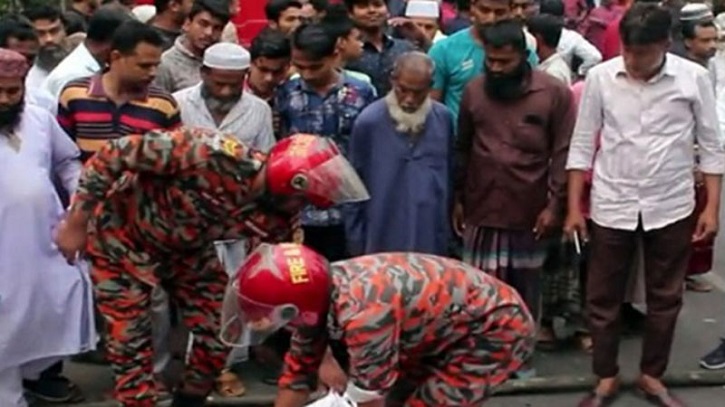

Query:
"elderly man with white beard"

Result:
[[346, 51, 454, 256]]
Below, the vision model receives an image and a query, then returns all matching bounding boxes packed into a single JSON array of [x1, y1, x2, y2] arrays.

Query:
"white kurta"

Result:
[[0, 104, 96, 372]]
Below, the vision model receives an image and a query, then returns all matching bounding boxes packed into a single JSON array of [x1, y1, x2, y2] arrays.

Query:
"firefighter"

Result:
[[55, 129, 369, 407], [223, 243, 537, 407]]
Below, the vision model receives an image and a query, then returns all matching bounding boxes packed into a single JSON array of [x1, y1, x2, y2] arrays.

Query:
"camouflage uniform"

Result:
[[71, 128, 293, 406], [279, 253, 536, 406]]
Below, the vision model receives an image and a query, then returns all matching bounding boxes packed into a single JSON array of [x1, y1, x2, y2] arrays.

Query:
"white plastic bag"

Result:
[[306, 391, 357, 407]]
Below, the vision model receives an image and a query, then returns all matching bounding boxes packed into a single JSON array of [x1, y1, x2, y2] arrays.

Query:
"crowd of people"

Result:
[[2, 0, 725, 406]]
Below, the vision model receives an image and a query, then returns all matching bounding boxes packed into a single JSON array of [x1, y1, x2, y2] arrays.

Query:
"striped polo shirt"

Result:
[[57, 74, 181, 160]]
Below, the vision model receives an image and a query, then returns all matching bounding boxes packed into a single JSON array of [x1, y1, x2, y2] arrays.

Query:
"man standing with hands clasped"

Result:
[[565, 4, 724, 406]]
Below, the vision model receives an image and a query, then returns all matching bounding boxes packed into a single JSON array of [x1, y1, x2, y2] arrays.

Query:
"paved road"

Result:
[[488, 386, 725, 406]]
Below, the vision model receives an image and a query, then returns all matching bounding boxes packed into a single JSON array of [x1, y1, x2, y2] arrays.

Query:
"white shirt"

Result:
[[538, 52, 572, 86], [558, 28, 602, 77], [567, 54, 725, 231], [42, 43, 101, 100], [25, 65, 49, 91], [25, 87, 57, 115], [173, 83, 275, 151]]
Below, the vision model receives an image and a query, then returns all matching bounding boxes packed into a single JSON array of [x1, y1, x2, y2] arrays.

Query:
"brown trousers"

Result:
[[587, 215, 695, 378]]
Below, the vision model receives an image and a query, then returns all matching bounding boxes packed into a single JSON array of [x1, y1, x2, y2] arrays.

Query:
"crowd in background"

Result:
[[3, 0, 725, 406]]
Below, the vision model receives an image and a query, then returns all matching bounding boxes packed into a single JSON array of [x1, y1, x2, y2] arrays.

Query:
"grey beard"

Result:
[[201, 85, 240, 115], [384, 92, 432, 135], [35, 46, 68, 71]]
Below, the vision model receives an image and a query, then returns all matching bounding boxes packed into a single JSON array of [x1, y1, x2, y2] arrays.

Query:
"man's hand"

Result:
[[452, 201, 465, 237], [318, 355, 347, 394], [388, 17, 431, 48], [55, 215, 88, 265], [563, 208, 589, 243], [693, 207, 718, 243], [533, 208, 555, 240]]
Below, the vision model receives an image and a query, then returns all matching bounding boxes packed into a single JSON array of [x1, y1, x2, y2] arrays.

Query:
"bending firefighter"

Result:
[[223, 243, 537, 407], [54, 129, 369, 407]]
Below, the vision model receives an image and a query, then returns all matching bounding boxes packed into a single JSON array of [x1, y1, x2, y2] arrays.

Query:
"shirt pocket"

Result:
[[512, 119, 548, 155]]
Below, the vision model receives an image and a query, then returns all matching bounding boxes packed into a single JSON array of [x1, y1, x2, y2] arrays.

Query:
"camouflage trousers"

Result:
[[386, 304, 536, 406], [88, 235, 228, 407]]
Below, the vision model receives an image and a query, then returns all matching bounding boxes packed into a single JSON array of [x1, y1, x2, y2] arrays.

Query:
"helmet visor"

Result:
[[297, 154, 370, 205], [220, 282, 299, 348]]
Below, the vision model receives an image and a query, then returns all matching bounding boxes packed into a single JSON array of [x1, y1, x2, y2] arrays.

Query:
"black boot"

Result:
[[170, 392, 207, 407]]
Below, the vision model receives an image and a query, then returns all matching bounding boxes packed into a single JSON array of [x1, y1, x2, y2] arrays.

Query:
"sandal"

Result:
[[685, 277, 713, 293], [536, 326, 558, 351], [215, 369, 246, 398], [576, 333, 594, 354]]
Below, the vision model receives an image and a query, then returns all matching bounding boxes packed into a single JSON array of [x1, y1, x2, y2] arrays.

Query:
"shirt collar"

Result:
[[88, 73, 149, 101], [296, 71, 347, 95], [173, 35, 202, 61], [361, 32, 395, 51], [613, 54, 677, 82]]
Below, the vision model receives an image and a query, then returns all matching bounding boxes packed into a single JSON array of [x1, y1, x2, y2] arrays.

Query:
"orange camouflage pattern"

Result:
[[279, 253, 536, 405], [75, 128, 296, 406]]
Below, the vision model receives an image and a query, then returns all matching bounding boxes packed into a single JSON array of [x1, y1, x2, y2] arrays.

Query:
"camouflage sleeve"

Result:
[[278, 327, 329, 391], [342, 302, 401, 393], [70, 128, 262, 213]]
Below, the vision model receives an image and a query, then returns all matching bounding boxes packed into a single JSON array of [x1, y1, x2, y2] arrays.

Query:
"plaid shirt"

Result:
[[276, 72, 376, 226]]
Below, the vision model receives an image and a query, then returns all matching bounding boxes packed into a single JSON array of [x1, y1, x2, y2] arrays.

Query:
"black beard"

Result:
[[36, 45, 68, 71], [0, 99, 25, 130], [483, 61, 531, 101]]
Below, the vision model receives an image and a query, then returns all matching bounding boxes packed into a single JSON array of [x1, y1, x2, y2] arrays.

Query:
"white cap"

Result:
[[203, 43, 251, 71], [405, 0, 440, 19], [132, 5, 156, 23], [680, 3, 714, 22]]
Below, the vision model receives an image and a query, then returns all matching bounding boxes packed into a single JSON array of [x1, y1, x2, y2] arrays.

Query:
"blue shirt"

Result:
[[346, 35, 415, 97], [276, 72, 376, 226], [429, 28, 539, 124]]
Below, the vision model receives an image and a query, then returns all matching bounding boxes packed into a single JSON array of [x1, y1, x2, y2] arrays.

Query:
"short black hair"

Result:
[[111, 20, 165, 55], [321, 4, 355, 39], [154, 0, 174, 14], [619, 3, 672, 46], [62, 11, 86, 35], [526, 13, 564, 48], [456, 0, 471, 11], [24, 5, 64, 25], [87, 5, 133, 43], [482, 19, 527, 53], [343, 0, 389, 11], [539, 0, 564, 17], [310, 0, 329, 12], [250, 27, 292, 60], [0, 18, 37, 47], [189, 0, 231, 24], [266, 0, 303, 21], [682, 19, 717, 40], [291, 22, 337, 59]]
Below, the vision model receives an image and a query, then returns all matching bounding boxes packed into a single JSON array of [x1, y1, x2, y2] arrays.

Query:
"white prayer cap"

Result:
[[680, 3, 714, 22], [132, 5, 156, 24], [203, 43, 251, 71], [405, 0, 440, 19]]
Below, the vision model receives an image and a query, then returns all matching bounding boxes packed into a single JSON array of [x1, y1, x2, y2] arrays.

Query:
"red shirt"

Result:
[[601, 17, 623, 61]]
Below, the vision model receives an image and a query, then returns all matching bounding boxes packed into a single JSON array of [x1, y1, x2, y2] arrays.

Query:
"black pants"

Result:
[[302, 224, 349, 262]]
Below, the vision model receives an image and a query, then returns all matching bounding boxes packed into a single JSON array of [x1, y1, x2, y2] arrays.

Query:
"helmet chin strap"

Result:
[[249, 163, 267, 199]]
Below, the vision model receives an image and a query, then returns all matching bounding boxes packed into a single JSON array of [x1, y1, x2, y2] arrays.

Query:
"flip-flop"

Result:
[[215, 369, 246, 398]]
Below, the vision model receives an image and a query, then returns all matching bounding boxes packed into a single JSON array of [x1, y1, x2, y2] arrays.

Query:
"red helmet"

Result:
[[220, 243, 331, 347], [265, 134, 369, 208]]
